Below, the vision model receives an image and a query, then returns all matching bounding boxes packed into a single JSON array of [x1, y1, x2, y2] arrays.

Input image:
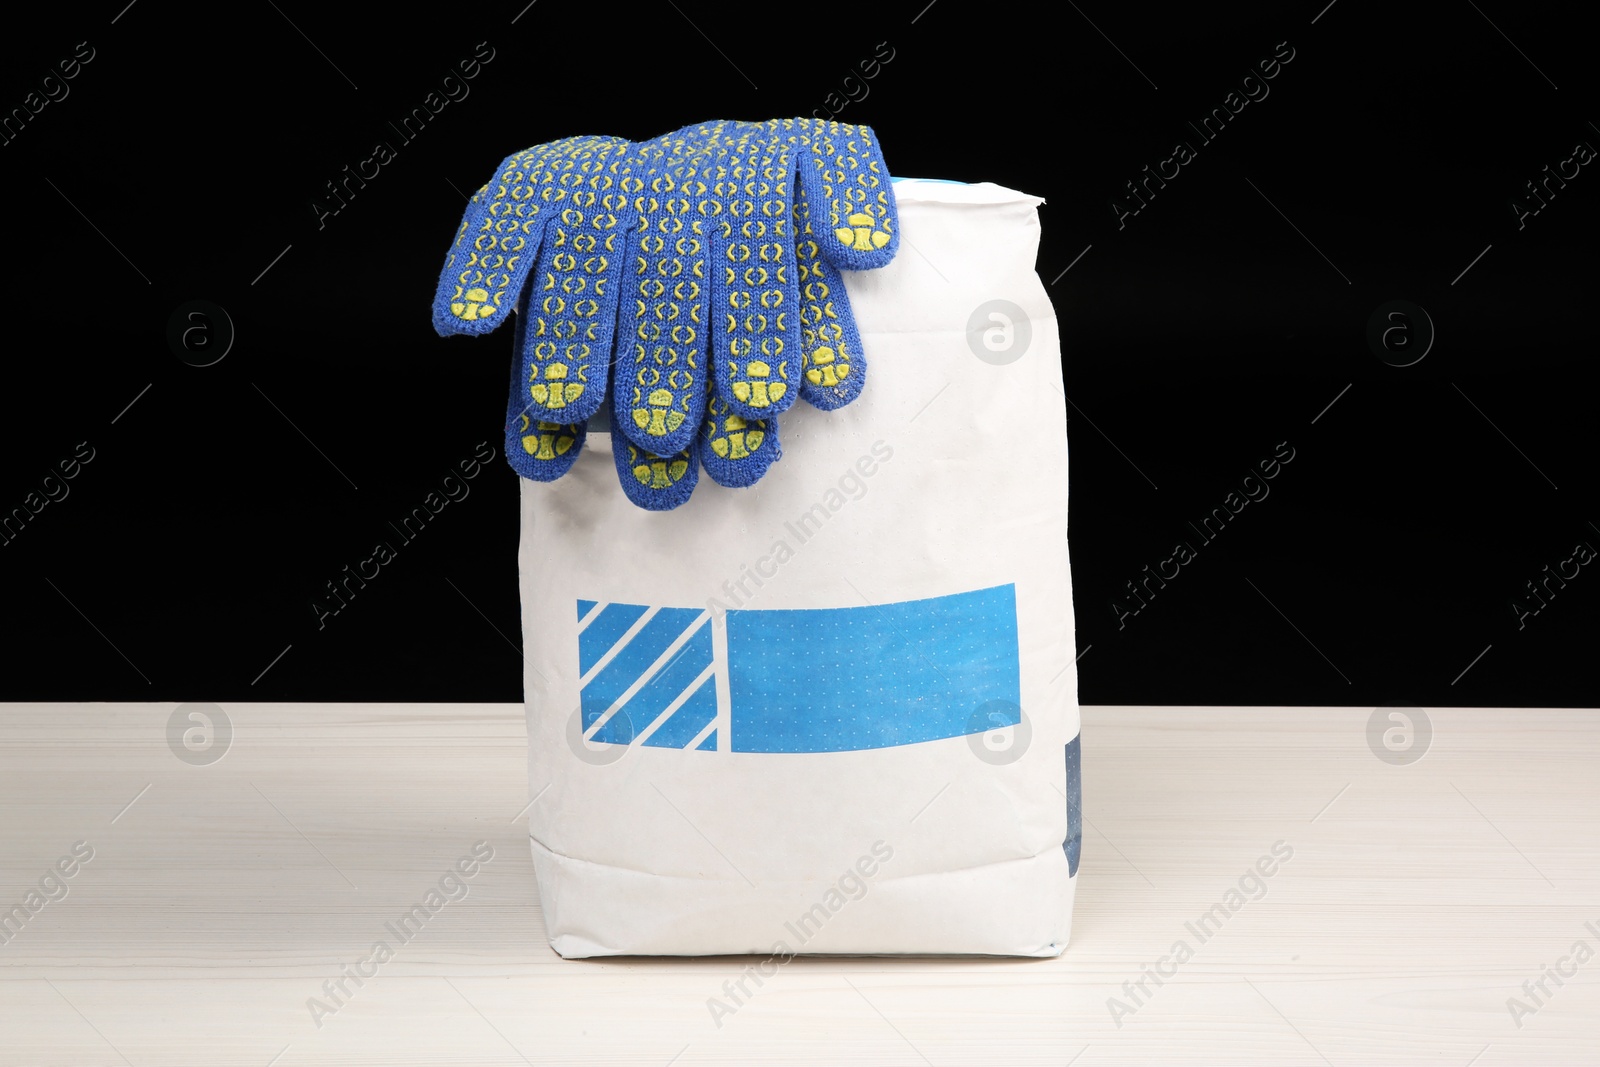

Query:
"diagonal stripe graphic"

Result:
[[636, 664, 718, 748], [579, 604, 653, 683], [594, 620, 714, 744], [584, 609, 705, 738]]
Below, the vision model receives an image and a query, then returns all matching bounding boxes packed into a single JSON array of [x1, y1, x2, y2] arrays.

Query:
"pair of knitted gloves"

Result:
[[430, 118, 898, 510]]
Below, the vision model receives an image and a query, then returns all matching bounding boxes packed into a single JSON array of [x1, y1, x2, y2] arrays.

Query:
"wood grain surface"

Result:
[[1, 704, 1596, 1065]]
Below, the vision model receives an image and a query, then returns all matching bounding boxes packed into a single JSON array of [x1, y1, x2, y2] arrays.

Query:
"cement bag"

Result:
[[517, 177, 1080, 957]]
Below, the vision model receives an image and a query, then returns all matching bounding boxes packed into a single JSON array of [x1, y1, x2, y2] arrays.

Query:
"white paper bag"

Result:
[[517, 178, 1080, 957]]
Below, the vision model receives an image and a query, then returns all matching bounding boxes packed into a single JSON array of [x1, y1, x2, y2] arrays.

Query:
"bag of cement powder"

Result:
[[517, 177, 1081, 957]]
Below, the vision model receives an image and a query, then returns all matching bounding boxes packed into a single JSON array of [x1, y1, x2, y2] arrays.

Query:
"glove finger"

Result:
[[793, 178, 867, 409], [786, 118, 898, 271], [433, 143, 552, 336], [614, 128, 723, 455], [698, 394, 780, 487], [712, 130, 803, 421], [432, 136, 625, 336], [517, 138, 634, 425], [613, 437, 699, 511], [502, 311, 585, 480], [511, 414, 587, 479]]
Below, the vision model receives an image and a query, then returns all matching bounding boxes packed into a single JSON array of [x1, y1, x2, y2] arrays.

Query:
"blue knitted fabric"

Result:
[[793, 177, 867, 410], [503, 313, 584, 481], [609, 119, 893, 504], [611, 124, 729, 457], [432, 119, 899, 510], [432, 136, 629, 336], [705, 128, 804, 425], [699, 395, 781, 487], [612, 436, 699, 511], [513, 136, 633, 428]]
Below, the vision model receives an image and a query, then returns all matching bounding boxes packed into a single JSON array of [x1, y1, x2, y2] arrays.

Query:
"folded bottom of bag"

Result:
[[529, 834, 1075, 959]]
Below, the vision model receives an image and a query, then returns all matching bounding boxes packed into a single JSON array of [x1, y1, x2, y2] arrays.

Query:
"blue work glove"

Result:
[[431, 119, 898, 508], [438, 130, 693, 482], [609, 118, 899, 509]]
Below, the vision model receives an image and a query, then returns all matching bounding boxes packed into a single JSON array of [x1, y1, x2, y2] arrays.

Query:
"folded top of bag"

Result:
[[890, 177, 1046, 208]]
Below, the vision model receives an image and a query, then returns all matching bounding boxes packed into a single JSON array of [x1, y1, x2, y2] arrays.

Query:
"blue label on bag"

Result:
[[575, 584, 1022, 753]]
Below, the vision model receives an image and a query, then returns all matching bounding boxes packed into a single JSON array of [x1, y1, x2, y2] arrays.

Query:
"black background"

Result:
[[0, 0, 1594, 706]]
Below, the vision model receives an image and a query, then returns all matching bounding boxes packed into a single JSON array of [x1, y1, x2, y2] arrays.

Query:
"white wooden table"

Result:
[[1, 704, 1595, 1065]]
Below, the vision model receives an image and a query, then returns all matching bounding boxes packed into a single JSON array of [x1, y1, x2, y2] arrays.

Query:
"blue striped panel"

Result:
[[616, 620, 712, 739], [726, 584, 1021, 753], [578, 603, 648, 677], [582, 608, 704, 734], [695, 729, 717, 751], [642, 678, 718, 749], [577, 599, 597, 622]]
